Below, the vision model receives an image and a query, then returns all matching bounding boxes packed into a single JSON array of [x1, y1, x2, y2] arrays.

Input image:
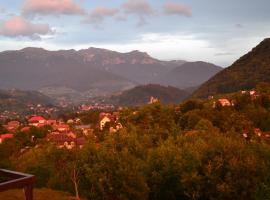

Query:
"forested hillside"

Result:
[[109, 84, 190, 106], [193, 38, 270, 97]]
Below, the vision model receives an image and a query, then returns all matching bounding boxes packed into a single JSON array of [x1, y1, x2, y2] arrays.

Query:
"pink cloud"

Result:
[[22, 0, 84, 16], [122, 0, 154, 26], [122, 0, 154, 15], [164, 2, 192, 17], [0, 16, 53, 39], [85, 7, 119, 24]]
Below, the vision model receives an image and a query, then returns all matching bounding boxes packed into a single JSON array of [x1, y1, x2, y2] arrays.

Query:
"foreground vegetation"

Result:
[[2, 83, 270, 200]]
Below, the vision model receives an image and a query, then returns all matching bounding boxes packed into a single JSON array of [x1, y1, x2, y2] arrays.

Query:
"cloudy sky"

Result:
[[0, 0, 269, 66]]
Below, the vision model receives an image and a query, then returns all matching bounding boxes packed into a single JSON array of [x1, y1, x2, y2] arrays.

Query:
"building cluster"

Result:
[[210, 90, 270, 140], [242, 127, 270, 141], [0, 104, 59, 122], [77, 103, 116, 113], [212, 90, 260, 108], [0, 111, 123, 150], [0, 111, 20, 122]]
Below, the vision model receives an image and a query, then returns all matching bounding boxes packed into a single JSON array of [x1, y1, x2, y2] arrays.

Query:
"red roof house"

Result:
[[28, 116, 46, 127], [0, 134, 14, 144]]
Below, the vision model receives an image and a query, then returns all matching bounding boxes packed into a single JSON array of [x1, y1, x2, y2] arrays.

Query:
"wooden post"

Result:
[[24, 185, 33, 200]]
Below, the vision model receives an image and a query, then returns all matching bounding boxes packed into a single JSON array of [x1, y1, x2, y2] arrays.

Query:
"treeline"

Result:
[[2, 84, 270, 199]]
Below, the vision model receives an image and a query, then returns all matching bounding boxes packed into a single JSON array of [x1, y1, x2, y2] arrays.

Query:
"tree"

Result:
[[80, 140, 149, 200]]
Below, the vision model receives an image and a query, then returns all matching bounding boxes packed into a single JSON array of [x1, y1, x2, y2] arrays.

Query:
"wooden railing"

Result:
[[0, 169, 35, 200]]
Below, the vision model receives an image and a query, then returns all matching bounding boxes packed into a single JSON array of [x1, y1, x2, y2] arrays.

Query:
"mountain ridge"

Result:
[[153, 61, 222, 89], [0, 46, 220, 101], [193, 38, 270, 98]]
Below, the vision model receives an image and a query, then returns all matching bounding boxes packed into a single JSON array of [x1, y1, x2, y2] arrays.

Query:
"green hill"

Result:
[[193, 38, 270, 98], [109, 84, 190, 106], [0, 89, 54, 112]]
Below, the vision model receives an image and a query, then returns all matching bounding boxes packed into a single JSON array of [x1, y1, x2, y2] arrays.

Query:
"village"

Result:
[[0, 110, 123, 150], [1, 89, 270, 150], [211, 89, 270, 140]]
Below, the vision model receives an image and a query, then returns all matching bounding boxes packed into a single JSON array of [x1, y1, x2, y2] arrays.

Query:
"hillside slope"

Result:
[[193, 38, 270, 98], [153, 61, 222, 89], [0, 89, 54, 112], [109, 84, 190, 106]]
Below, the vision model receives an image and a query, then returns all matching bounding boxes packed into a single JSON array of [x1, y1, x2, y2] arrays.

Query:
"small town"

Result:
[[0, 109, 124, 149], [1, 89, 270, 151]]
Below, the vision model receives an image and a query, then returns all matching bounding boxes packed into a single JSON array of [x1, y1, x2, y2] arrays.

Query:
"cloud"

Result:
[[163, 2, 192, 17], [0, 7, 6, 14], [84, 7, 119, 24], [214, 52, 234, 56], [0, 16, 54, 40], [122, 0, 154, 15], [235, 23, 243, 28], [122, 0, 154, 26], [22, 0, 84, 16]]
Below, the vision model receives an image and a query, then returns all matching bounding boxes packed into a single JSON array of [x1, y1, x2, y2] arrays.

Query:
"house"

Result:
[[254, 128, 263, 137], [148, 96, 159, 104], [100, 116, 111, 130], [75, 125, 93, 136], [80, 104, 93, 111], [67, 131, 76, 138], [241, 90, 259, 99], [21, 126, 31, 133], [46, 119, 57, 126], [109, 123, 123, 133], [4, 121, 20, 132], [241, 90, 247, 94], [67, 119, 74, 124], [54, 124, 70, 132], [47, 133, 85, 149], [0, 133, 14, 144], [250, 90, 256, 96], [213, 99, 233, 107], [47, 133, 75, 149], [99, 113, 114, 130], [28, 116, 46, 127]]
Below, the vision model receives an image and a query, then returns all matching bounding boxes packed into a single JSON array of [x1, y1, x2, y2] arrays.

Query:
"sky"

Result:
[[0, 0, 269, 67]]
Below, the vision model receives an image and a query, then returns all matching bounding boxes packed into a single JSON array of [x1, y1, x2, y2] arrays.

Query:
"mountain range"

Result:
[[193, 38, 270, 98], [0, 47, 221, 101]]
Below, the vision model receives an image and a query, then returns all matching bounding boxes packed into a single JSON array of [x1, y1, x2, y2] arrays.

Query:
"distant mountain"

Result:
[[78, 48, 181, 84], [0, 48, 135, 95], [0, 47, 187, 100], [0, 89, 54, 112], [108, 84, 190, 106], [0, 46, 220, 102], [193, 38, 270, 98], [153, 61, 222, 89]]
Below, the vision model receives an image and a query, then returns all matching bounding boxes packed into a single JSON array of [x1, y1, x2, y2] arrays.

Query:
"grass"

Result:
[[0, 188, 77, 200]]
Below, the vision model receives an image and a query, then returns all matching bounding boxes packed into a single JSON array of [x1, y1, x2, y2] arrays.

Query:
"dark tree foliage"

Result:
[[2, 87, 270, 200]]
